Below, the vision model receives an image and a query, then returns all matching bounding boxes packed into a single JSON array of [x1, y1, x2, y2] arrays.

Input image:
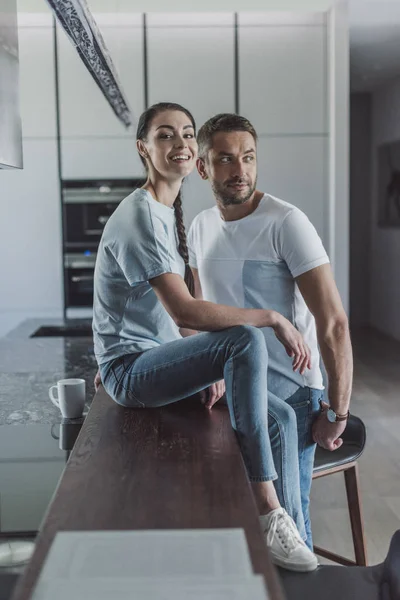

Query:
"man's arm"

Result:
[[296, 263, 353, 450]]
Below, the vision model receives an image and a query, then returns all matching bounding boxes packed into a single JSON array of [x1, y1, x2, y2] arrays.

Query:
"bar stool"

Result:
[[312, 414, 367, 566], [279, 529, 400, 600]]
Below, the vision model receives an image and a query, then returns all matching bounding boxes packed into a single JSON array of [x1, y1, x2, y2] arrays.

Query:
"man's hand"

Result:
[[199, 380, 226, 410], [94, 369, 102, 391], [312, 402, 347, 451]]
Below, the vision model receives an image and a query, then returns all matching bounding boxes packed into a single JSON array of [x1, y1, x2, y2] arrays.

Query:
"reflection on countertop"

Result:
[[0, 319, 97, 425]]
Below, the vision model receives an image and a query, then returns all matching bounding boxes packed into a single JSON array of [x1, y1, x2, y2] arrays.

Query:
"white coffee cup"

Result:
[[49, 378, 86, 419]]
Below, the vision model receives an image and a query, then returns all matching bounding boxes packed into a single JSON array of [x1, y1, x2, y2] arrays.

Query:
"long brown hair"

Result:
[[136, 102, 195, 296]]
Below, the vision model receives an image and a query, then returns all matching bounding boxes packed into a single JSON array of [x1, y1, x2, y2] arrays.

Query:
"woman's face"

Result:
[[139, 110, 198, 180]]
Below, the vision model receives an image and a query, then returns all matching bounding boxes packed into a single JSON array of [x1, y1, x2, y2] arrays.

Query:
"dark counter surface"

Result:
[[0, 319, 97, 426]]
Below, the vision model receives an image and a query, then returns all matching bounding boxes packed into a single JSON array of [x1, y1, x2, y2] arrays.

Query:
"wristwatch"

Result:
[[326, 407, 349, 423]]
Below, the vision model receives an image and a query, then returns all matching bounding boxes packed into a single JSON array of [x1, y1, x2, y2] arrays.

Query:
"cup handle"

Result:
[[49, 386, 60, 408]]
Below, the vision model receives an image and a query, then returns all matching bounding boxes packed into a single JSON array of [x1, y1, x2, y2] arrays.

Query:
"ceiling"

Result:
[[350, 0, 400, 92], [17, 0, 336, 12], [17, 0, 400, 93]]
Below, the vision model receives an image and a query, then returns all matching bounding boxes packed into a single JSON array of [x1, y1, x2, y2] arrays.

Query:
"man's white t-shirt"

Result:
[[187, 193, 330, 400]]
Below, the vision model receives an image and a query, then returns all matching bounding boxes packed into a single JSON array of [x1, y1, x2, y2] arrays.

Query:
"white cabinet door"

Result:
[[256, 137, 327, 244], [0, 139, 63, 313], [147, 14, 235, 128], [61, 138, 143, 180], [0, 462, 65, 532], [181, 171, 216, 228], [58, 20, 144, 178], [239, 23, 326, 135], [18, 26, 57, 138], [58, 23, 144, 137]]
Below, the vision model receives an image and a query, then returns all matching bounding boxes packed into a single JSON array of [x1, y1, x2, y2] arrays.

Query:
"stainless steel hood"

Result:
[[0, 0, 23, 170], [45, 0, 133, 128]]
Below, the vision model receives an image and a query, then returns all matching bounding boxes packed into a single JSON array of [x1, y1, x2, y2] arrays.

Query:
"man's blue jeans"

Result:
[[99, 325, 321, 548], [269, 386, 322, 548]]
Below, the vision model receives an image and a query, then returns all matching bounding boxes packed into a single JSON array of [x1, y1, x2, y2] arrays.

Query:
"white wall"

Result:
[[371, 78, 400, 341], [0, 10, 63, 337], [350, 93, 372, 327], [327, 0, 350, 315]]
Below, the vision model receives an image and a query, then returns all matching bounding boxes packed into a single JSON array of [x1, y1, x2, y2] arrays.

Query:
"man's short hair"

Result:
[[197, 113, 258, 160]]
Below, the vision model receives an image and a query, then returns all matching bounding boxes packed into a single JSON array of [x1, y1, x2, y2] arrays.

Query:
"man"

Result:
[[187, 113, 353, 551]]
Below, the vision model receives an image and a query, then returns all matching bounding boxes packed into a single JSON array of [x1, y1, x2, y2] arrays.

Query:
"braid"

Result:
[[174, 191, 195, 297]]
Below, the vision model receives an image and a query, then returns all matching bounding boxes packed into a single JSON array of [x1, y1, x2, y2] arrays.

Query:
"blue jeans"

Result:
[[99, 326, 321, 546], [270, 386, 323, 548]]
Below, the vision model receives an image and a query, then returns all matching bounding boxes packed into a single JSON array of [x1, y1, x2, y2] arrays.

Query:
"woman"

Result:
[[93, 102, 318, 573]]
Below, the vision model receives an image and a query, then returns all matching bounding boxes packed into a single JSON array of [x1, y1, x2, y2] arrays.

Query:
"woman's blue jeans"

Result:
[[99, 325, 321, 548]]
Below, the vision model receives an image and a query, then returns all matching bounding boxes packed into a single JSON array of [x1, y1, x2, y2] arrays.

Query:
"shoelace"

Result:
[[266, 511, 304, 553]]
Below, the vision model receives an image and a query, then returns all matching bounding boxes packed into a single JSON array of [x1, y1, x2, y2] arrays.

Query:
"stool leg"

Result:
[[344, 463, 368, 566]]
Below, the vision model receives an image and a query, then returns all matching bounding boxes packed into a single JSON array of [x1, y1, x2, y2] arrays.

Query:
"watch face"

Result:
[[327, 409, 336, 423]]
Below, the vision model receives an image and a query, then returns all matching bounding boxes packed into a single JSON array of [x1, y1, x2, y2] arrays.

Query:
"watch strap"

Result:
[[335, 411, 350, 422]]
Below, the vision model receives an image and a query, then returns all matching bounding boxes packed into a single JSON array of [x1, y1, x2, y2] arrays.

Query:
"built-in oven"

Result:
[[62, 179, 144, 310], [64, 252, 96, 307]]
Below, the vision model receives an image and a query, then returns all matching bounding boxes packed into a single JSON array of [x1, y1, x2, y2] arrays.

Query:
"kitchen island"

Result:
[[0, 319, 97, 426]]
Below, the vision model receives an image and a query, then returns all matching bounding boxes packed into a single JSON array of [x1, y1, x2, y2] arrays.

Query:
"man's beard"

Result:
[[211, 178, 257, 206]]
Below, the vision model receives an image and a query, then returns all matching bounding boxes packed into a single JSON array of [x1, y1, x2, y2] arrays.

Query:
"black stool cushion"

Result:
[[279, 529, 400, 600], [313, 414, 366, 474], [382, 529, 400, 600], [279, 564, 383, 600]]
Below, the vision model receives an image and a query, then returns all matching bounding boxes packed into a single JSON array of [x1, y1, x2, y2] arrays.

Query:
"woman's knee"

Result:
[[229, 325, 267, 355], [270, 400, 297, 436]]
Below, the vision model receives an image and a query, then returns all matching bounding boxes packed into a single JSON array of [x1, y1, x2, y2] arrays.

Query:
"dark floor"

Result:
[[311, 327, 400, 566]]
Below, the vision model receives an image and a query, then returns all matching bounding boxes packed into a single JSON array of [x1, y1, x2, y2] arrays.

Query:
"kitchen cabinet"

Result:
[[181, 171, 216, 228], [256, 136, 327, 244], [238, 13, 326, 135], [0, 462, 64, 531], [0, 424, 65, 532], [57, 18, 144, 178], [0, 139, 63, 312], [61, 138, 143, 180], [147, 13, 235, 128], [18, 24, 57, 139]]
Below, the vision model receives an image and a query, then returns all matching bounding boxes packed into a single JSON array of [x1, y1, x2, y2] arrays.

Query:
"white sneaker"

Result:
[[260, 507, 318, 572]]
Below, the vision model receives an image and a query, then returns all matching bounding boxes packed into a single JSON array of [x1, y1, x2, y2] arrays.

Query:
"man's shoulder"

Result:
[[262, 193, 302, 221]]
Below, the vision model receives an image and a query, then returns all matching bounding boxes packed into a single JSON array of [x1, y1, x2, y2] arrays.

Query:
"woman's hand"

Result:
[[199, 380, 226, 410], [273, 315, 311, 374], [94, 369, 102, 391]]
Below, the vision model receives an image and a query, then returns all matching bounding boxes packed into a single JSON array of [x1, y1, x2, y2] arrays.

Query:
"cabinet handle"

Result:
[[71, 275, 94, 283]]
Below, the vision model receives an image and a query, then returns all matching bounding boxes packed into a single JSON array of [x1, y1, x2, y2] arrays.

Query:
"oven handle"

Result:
[[71, 275, 94, 283]]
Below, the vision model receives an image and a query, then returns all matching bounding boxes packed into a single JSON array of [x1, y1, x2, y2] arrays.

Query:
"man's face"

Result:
[[198, 131, 257, 206]]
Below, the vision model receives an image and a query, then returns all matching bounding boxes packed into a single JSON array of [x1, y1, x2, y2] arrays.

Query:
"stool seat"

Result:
[[279, 564, 383, 600], [313, 414, 366, 474], [279, 529, 400, 600]]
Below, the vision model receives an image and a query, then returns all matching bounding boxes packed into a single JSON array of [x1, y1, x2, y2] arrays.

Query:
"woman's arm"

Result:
[[178, 267, 202, 338], [150, 272, 311, 374], [151, 272, 277, 331]]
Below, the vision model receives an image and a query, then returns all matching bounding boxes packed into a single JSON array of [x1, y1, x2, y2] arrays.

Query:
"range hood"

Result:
[[45, 0, 133, 128], [0, 0, 23, 170]]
